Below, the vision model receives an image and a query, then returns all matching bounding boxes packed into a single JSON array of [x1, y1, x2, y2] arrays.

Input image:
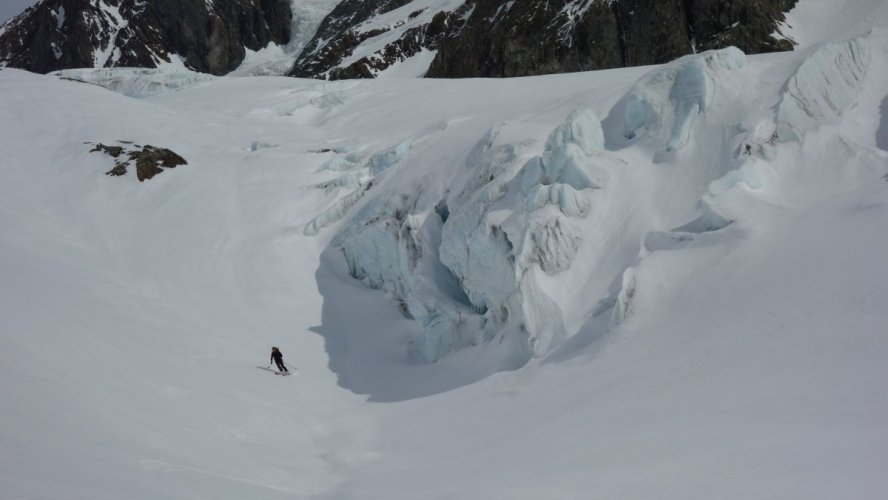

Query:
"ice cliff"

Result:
[[777, 37, 871, 142], [324, 107, 620, 362], [314, 38, 881, 364], [606, 46, 748, 152], [52, 68, 217, 98]]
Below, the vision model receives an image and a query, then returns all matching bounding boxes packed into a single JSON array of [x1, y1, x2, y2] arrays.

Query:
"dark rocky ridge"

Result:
[[2, 0, 798, 78], [0, 0, 291, 75], [428, 0, 798, 77], [290, 0, 797, 80]]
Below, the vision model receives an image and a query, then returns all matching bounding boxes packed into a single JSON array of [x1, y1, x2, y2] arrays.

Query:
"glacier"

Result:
[[327, 47, 766, 364], [52, 67, 217, 98], [322, 31, 886, 368], [607, 46, 748, 152], [2, 2, 888, 498], [329, 106, 622, 362]]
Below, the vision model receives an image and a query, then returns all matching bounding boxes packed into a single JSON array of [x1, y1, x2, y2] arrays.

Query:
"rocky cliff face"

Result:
[[1, 0, 797, 78], [429, 0, 798, 77], [426, 0, 624, 78], [0, 0, 291, 75], [290, 0, 797, 79], [289, 0, 468, 79]]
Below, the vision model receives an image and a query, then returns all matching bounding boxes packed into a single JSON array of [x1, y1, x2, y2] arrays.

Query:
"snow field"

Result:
[[0, 70, 373, 499]]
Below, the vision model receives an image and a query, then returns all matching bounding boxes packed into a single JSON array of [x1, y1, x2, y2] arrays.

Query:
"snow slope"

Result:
[[781, 0, 888, 48], [2, 1, 888, 498]]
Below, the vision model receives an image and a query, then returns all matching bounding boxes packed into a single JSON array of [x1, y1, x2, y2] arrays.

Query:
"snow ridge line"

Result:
[[776, 36, 871, 142]]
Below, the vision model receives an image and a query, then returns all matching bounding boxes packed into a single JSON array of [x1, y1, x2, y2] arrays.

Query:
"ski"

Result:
[[257, 366, 293, 376]]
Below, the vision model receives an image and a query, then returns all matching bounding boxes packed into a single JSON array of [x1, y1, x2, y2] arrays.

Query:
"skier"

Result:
[[269, 346, 289, 374]]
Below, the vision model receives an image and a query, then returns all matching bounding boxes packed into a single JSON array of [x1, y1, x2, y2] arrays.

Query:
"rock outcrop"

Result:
[[89, 142, 187, 181]]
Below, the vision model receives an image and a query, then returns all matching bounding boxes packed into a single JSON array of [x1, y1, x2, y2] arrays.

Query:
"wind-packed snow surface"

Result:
[[2, 1, 888, 498]]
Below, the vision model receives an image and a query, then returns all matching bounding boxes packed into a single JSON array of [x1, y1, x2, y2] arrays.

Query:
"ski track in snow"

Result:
[[2, 1, 888, 498]]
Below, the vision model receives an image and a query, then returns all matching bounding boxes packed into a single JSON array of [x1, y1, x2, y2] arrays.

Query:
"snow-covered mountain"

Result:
[[2, 0, 888, 499], [0, 0, 293, 74], [3, 0, 799, 78]]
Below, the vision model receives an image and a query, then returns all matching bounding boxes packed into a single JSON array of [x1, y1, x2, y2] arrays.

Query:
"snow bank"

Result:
[[318, 152, 364, 172], [521, 108, 608, 193], [369, 140, 411, 175], [53, 67, 217, 98], [303, 138, 412, 237], [776, 37, 871, 142], [605, 47, 747, 152]]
